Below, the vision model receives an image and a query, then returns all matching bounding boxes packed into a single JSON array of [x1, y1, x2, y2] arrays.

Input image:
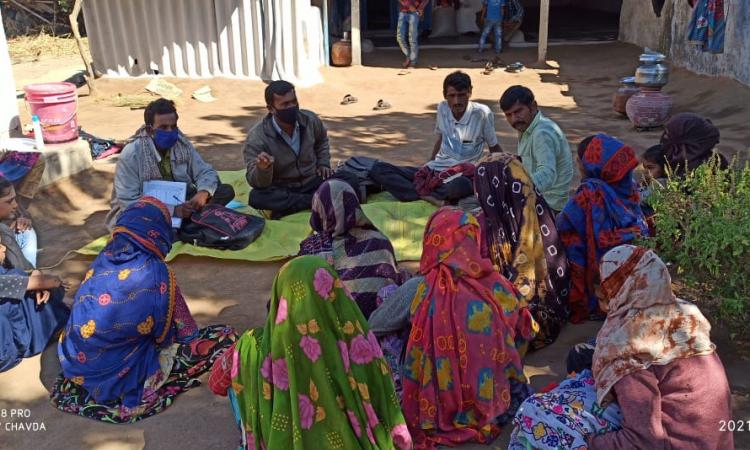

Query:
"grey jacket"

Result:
[[106, 135, 219, 230], [0, 224, 33, 272], [243, 110, 330, 189]]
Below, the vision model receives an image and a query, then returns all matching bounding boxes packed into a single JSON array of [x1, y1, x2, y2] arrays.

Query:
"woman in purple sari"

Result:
[[298, 179, 402, 319]]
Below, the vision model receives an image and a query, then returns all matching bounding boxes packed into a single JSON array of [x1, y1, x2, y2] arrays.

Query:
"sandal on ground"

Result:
[[373, 99, 392, 111], [505, 62, 525, 73], [397, 69, 411, 75], [340, 94, 358, 105], [482, 62, 494, 75]]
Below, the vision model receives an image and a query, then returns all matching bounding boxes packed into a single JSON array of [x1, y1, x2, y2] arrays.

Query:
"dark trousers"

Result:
[[368, 161, 473, 202], [248, 177, 323, 219], [188, 183, 235, 207]]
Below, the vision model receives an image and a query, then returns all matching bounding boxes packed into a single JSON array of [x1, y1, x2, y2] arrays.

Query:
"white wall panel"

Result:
[[82, 0, 324, 86]]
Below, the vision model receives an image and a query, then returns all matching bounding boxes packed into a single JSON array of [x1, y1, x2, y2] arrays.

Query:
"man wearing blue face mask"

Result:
[[106, 99, 234, 230], [243, 80, 332, 219]]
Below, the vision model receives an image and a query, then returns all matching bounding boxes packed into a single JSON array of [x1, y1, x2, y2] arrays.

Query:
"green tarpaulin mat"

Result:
[[76, 170, 436, 262]]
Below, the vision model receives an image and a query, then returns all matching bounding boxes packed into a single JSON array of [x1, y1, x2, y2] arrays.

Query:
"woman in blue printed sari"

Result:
[[556, 134, 648, 323], [52, 196, 237, 423]]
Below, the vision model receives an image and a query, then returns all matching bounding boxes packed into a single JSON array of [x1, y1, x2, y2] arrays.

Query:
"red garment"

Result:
[[402, 208, 535, 449], [400, 0, 429, 12], [208, 342, 237, 396], [590, 353, 733, 450], [413, 163, 475, 197]]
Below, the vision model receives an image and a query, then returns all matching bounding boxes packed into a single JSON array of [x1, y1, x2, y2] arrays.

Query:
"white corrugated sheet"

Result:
[[82, 0, 324, 86], [0, 9, 20, 137]]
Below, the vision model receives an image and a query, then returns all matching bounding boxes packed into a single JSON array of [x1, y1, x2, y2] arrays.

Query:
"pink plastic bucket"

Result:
[[23, 82, 79, 143]]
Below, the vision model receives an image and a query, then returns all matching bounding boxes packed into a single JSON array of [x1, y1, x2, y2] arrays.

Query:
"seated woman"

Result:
[[509, 245, 733, 449], [298, 179, 402, 318], [0, 242, 69, 372], [661, 112, 728, 176], [557, 134, 648, 322], [475, 153, 570, 350], [52, 197, 237, 423], [0, 176, 39, 269], [208, 255, 412, 450], [403, 207, 537, 449]]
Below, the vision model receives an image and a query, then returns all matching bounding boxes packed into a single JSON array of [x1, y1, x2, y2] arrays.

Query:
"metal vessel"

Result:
[[634, 52, 669, 87]]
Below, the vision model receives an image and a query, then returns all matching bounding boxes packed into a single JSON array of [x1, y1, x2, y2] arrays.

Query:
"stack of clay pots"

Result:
[[625, 51, 673, 130]]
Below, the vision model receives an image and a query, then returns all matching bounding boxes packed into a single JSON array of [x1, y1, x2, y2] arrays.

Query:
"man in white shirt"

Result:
[[370, 71, 502, 204]]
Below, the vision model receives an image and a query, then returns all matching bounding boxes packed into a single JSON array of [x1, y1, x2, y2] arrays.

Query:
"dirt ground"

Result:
[[2, 42, 749, 450]]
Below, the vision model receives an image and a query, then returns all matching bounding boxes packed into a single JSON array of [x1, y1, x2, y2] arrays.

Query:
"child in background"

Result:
[[639, 144, 668, 201], [478, 0, 506, 54], [639, 144, 667, 237]]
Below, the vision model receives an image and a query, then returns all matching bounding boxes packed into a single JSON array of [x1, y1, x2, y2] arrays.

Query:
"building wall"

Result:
[[82, 0, 325, 87], [521, 0, 622, 12], [0, 9, 20, 139], [620, 0, 750, 87]]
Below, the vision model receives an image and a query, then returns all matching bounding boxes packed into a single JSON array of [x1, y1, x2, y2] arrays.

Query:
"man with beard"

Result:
[[369, 71, 502, 205], [500, 85, 573, 213], [243, 81, 332, 219]]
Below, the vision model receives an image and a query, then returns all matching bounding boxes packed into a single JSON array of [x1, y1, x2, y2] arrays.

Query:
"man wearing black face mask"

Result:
[[106, 99, 234, 230], [243, 80, 331, 219]]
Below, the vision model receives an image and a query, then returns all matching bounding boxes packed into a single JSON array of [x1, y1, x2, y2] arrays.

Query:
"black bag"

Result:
[[177, 204, 265, 250]]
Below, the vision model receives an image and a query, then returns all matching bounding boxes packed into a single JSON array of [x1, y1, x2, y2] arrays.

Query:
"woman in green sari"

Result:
[[209, 255, 412, 450]]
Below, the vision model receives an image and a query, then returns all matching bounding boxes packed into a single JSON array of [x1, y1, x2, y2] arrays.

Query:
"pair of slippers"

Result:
[[482, 61, 524, 74], [340, 94, 391, 110]]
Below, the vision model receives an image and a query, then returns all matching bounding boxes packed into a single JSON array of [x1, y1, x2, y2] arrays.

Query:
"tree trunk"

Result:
[[68, 0, 98, 96]]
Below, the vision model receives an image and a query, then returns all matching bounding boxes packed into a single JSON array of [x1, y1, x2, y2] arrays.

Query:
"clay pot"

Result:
[[331, 39, 352, 67], [613, 77, 639, 116], [626, 87, 673, 129]]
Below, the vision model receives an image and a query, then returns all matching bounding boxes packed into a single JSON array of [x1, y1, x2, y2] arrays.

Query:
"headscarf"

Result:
[[132, 126, 192, 182], [309, 179, 401, 318], [592, 245, 715, 404], [403, 207, 536, 449], [556, 134, 648, 323], [231, 255, 412, 450], [59, 196, 178, 407], [475, 154, 570, 349], [661, 112, 725, 176]]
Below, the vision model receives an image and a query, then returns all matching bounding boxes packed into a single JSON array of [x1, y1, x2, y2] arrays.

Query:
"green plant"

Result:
[[57, 0, 73, 14], [644, 155, 750, 339]]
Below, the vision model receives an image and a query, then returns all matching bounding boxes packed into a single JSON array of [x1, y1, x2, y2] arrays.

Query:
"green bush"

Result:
[[645, 155, 750, 340]]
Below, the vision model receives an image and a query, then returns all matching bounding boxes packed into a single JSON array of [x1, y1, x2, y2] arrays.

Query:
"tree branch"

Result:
[[68, 0, 99, 96]]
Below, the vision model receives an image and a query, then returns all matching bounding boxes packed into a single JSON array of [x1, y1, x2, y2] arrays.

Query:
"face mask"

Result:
[[275, 105, 299, 125], [153, 128, 179, 150]]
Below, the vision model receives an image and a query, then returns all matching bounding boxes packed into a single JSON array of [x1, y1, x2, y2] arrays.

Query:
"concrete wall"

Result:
[[0, 9, 20, 139], [521, 0, 622, 12], [619, 0, 750, 87], [619, 0, 666, 50]]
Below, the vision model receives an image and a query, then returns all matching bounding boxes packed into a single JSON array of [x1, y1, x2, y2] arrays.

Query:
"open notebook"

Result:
[[143, 180, 187, 228]]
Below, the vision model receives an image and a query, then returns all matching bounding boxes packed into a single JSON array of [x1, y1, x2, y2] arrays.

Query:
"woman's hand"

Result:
[[35, 290, 50, 305], [11, 217, 33, 232], [27, 271, 64, 291]]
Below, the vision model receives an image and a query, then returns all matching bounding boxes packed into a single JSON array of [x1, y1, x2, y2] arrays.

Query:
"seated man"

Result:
[[243, 81, 332, 219], [500, 85, 573, 213], [106, 99, 234, 230], [369, 71, 501, 205]]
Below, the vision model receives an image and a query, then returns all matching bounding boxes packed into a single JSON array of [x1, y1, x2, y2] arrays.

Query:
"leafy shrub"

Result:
[[644, 155, 750, 340]]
